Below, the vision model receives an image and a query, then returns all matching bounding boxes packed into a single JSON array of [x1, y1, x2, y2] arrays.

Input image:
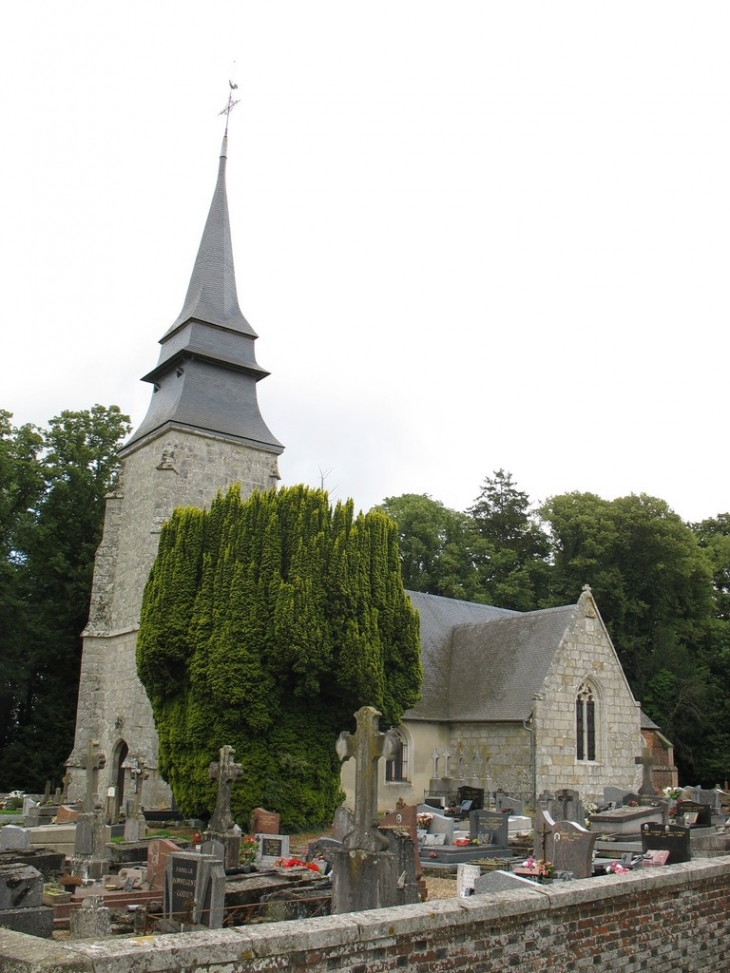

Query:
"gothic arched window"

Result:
[[385, 726, 410, 783], [576, 683, 597, 761]]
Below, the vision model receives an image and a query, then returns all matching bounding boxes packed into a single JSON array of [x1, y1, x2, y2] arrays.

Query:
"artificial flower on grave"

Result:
[[275, 857, 321, 872], [523, 856, 553, 879], [239, 836, 258, 866], [662, 787, 684, 801], [417, 812, 434, 829], [607, 861, 630, 874], [454, 838, 470, 846]]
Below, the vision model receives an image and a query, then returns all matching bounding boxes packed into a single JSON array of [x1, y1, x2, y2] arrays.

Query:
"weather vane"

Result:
[[219, 80, 240, 135]]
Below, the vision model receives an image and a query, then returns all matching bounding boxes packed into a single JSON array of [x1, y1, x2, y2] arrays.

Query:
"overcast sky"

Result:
[[2, 3, 728, 523]]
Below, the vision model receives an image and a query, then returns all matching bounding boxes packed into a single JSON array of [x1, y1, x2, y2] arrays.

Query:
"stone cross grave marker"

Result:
[[635, 748, 655, 797], [431, 749, 440, 778], [80, 740, 105, 813], [209, 744, 242, 834], [61, 769, 72, 804], [442, 748, 452, 777], [336, 706, 398, 852], [533, 806, 556, 862]]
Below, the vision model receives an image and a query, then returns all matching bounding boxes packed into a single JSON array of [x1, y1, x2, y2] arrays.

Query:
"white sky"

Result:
[[2, 2, 728, 523]]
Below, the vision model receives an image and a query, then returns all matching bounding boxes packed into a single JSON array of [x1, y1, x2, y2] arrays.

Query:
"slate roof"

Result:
[[125, 136, 282, 454], [403, 590, 577, 724]]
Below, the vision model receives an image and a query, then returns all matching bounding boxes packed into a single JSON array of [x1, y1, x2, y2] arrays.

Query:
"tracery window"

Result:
[[576, 683, 596, 761]]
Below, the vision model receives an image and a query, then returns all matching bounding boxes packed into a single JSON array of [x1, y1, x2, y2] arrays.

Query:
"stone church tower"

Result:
[[67, 135, 283, 811]]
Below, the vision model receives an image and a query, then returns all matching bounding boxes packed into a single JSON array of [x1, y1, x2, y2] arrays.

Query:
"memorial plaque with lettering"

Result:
[[675, 801, 711, 828], [551, 820, 596, 879], [641, 823, 690, 864], [469, 810, 508, 848], [166, 855, 199, 924], [257, 834, 290, 864]]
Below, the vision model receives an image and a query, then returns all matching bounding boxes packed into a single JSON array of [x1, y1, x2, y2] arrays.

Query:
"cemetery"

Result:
[[3, 704, 730, 973]]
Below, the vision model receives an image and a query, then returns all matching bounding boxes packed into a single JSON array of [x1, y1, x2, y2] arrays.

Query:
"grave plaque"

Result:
[[251, 807, 280, 835], [469, 810, 509, 848], [641, 823, 691, 864], [675, 800, 712, 828], [168, 855, 199, 924], [257, 834, 290, 864]]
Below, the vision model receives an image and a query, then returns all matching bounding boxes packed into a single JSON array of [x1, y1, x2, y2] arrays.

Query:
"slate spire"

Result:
[[125, 135, 282, 454]]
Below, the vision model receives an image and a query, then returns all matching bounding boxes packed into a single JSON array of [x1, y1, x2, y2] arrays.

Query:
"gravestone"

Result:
[[553, 788, 584, 824], [257, 834, 290, 864], [551, 820, 596, 879], [457, 786, 484, 811], [426, 814, 454, 844], [380, 827, 420, 905], [163, 852, 226, 929], [675, 800, 712, 828], [332, 706, 399, 913], [495, 792, 524, 815], [74, 739, 108, 877], [589, 804, 666, 836], [641, 822, 691, 864], [123, 759, 148, 843], [251, 807, 280, 835], [469, 810, 509, 849], [604, 786, 633, 806], [332, 805, 354, 842], [147, 838, 181, 891], [56, 805, 79, 824], [533, 807, 556, 862], [0, 863, 53, 938], [456, 863, 480, 897], [0, 825, 31, 852], [69, 895, 112, 939], [474, 870, 537, 895], [207, 745, 243, 869], [635, 748, 656, 798], [694, 788, 722, 814], [379, 804, 427, 901]]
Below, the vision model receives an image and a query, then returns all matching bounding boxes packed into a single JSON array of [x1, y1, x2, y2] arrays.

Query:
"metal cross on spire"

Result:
[[219, 80, 240, 135]]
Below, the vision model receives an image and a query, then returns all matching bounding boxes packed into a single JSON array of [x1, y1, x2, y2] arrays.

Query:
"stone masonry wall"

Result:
[[3, 857, 730, 972], [68, 427, 279, 807], [535, 592, 643, 803]]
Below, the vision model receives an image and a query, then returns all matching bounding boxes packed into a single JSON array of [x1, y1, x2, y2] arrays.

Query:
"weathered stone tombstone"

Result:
[[123, 758, 148, 843], [332, 804, 354, 842], [456, 863, 480, 897], [379, 804, 426, 902], [641, 822, 691, 864], [332, 705, 399, 913], [551, 820, 596, 879], [469, 809, 509, 849], [533, 807, 556, 862], [0, 825, 31, 852], [69, 895, 112, 940], [553, 788, 584, 824], [0, 863, 53, 938], [495, 792, 524, 815], [635, 748, 656, 798], [206, 744, 243, 869], [163, 852, 225, 930], [74, 739, 108, 878]]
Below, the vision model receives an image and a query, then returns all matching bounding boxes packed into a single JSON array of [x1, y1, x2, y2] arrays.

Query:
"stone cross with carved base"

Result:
[[209, 745, 243, 833], [80, 741, 106, 813], [636, 748, 655, 797], [336, 706, 398, 852]]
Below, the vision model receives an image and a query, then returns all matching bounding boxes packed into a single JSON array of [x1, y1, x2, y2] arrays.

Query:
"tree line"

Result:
[[379, 472, 730, 786], [0, 406, 131, 791]]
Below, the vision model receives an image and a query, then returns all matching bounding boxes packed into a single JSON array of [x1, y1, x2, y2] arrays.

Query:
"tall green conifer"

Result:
[[137, 485, 421, 829]]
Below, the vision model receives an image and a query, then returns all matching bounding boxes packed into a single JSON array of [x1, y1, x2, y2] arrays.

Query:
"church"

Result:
[[68, 128, 674, 814]]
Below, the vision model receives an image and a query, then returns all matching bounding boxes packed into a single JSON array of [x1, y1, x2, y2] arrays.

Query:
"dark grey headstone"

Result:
[[164, 852, 226, 929], [74, 815, 94, 856], [0, 864, 42, 911], [470, 810, 509, 849], [641, 823, 691, 864], [457, 786, 484, 810], [675, 800, 712, 828]]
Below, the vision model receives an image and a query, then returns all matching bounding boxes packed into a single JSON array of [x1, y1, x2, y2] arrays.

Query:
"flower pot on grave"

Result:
[[42, 890, 72, 906]]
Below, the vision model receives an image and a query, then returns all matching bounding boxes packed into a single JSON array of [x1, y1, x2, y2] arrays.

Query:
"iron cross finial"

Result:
[[219, 81, 241, 135]]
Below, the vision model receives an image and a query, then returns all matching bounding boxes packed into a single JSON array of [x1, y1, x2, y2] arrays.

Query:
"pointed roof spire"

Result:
[[164, 134, 255, 338]]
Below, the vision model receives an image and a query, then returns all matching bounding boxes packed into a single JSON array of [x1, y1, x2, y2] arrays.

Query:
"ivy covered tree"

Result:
[[137, 484, 421, 830]]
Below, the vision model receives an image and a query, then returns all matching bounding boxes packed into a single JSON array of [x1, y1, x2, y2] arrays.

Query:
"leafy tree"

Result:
[[469, 470, 552, 609], [137, 484, 421, 830], [377, 493, 485, 601], [542, 491, 716, 781], [0, 406, 130, 789]]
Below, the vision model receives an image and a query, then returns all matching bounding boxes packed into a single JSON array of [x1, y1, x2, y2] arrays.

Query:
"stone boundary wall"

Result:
[[2, 857, 730, 972]]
